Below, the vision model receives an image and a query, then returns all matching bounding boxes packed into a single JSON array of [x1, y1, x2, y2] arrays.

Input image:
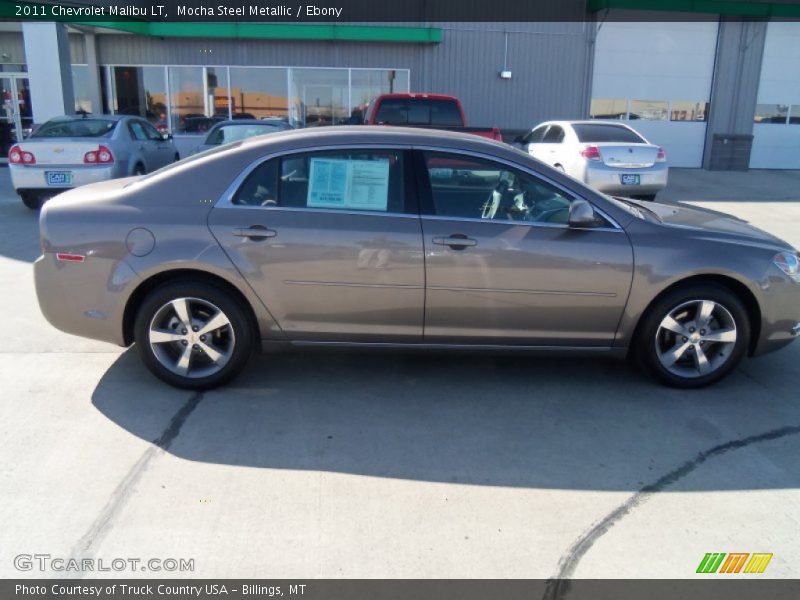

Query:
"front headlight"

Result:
[[773, 251, 800, 283]]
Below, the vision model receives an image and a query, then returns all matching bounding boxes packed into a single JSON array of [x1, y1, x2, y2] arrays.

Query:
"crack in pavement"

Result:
[[543, 423, 800, 600], [65, 392, 204, 576]]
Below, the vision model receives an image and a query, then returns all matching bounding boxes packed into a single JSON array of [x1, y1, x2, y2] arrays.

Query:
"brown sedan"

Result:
[[34, 127, 800, 389]]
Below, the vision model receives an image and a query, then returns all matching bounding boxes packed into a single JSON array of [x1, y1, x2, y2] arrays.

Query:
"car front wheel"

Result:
[[133, 281, 254, 389], [635, 284, 750, 388]]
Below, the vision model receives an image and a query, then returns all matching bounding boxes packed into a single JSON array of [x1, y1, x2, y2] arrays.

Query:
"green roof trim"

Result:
[[78, 22, 442, 43], [587, 0, 800, 17]]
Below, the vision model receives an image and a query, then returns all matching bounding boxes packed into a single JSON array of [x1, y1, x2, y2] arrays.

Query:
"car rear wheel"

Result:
[[635, 284, 750, 388], [133, 282, 254, 389], [20, 192, 42, 210]]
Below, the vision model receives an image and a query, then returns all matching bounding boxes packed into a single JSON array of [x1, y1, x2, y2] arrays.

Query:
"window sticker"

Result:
[[307, 158, 390, 211]]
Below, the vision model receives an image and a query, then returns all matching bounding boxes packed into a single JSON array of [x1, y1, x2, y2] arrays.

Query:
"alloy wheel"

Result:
[[148, 297, 235, 379], [654, 299, 738, 379]]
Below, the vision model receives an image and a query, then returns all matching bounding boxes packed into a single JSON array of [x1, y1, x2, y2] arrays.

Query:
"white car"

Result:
[[514, 121, 668, 200], [9, 114, 179, 209]]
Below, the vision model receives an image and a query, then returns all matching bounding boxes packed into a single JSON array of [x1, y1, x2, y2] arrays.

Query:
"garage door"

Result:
[[750, 21, 800, 169], [590, 20, 719, 168]]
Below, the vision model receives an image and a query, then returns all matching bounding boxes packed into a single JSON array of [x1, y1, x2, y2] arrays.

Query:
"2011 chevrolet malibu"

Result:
[[34, 127, 800, 390]]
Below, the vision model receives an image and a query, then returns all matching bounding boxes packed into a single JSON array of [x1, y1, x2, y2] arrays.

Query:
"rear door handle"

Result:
[[232, 225, 277, 241], [433, 234, 477, 250]]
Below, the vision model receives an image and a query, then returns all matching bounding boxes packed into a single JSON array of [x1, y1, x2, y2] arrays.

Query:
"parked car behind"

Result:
[[363, 93, 503, 141], [515, 121, 667, 200], [189, 119, 293, 155], [9, 114, 179, 209], [34, 127, 800, 390]]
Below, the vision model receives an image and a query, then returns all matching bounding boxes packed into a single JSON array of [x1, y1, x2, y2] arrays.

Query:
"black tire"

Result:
[[133, 281, 255, 390], [634, 283, 750, 388], [173, 153, 180, 162], [554, 164, 566, 172], [636, 194, 657, 201], [20, 192, 42, 210], [133, 163, 146, 176]]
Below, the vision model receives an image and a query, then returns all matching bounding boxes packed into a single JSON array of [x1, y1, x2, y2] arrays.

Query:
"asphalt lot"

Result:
[[1, 167, 799, 582]]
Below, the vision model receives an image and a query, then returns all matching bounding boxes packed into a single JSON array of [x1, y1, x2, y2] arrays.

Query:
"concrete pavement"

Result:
[[0, 167, 798, 583]]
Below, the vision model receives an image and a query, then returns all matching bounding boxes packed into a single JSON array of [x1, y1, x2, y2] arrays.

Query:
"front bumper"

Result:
[[10, 164, 121, 195], [583, 161, 668, 196], [752, 269, 800, 356], [34, 253, 139, 347]]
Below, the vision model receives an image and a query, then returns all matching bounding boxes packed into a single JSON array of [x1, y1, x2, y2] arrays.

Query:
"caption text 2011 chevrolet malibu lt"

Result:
[[34, 127, 800, 389]]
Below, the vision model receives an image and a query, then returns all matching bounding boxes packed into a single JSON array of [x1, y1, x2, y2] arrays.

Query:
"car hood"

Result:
[[627, 199, 794, 251]]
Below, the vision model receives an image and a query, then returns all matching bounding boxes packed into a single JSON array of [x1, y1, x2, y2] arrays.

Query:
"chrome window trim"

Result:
[[215, 144, 416, 218], [215, 142, 624, 231]]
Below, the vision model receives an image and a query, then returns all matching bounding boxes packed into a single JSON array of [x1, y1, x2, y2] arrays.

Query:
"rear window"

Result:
[[572, 124, 645, 144], [374, 98, 463, 127], [32, 119, 116, 138]]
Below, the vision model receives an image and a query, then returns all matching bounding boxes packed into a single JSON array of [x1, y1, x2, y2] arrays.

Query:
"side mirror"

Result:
[[162, 132, 173, 141], [568, 199, 597, 227]]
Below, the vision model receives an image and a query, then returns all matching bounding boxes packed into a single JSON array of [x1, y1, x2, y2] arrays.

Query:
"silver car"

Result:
[[9, 115, 179, 209], [515, 121, 668, 200], [189, 119, 293, 155], [34, 127, 800, 390]]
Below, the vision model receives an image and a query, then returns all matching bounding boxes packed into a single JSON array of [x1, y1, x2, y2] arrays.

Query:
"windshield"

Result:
[[573, 124, 646, 144], [375, 98, 463, 127], [205, 124, 281, 146], [32, 119, 116, 138], [605, 196, 661, 222]]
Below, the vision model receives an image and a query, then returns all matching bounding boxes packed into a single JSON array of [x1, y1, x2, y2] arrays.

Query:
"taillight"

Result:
[[9, 145, 36, 165], [83, 145, 114, 164], [656, 146, 666, 162], [580, 145, 601, 161]]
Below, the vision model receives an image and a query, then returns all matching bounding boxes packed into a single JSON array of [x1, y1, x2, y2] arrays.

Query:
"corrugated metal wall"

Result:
[[92, 22, 592, 130]]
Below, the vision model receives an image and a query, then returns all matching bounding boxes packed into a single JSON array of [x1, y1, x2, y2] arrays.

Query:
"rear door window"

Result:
[[572, 124, 646, 143], [524, 125, 549, 144], [234, 149, 408, 214], [543, 125, 565, 143]]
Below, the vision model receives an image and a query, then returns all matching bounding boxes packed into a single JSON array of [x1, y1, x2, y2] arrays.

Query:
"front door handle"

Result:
[[232, 225, 277, 241], [432, 234, 477, 250]]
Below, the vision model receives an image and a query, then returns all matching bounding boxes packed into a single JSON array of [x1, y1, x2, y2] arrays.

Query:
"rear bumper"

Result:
[[34, 252, 138, 347], [583, 161, 668, 196], [10, 164, 122, 194]]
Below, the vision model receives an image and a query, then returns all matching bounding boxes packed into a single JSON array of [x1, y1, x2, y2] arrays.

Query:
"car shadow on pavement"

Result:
[[0, 179, 41, 263], [91, 346, 800, 492]]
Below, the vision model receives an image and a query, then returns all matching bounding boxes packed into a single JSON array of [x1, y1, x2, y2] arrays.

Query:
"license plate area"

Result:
[[46, 171, 73, 186], [620, 174, 640, 185]]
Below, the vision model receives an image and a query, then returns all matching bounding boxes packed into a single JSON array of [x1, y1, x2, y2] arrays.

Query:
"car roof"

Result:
[[210, 119, 283, 127], [236, 125, 507, 154], [49, 114, 127, 122], [373, 93, 458, 101]]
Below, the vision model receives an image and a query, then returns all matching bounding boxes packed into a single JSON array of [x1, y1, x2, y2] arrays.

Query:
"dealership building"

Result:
[[0, 3, 799, 168]]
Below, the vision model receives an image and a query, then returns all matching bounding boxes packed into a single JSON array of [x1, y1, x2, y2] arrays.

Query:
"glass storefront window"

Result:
[[670, 101, 708, 121], [589, 99, 627, 120], [206, 67, 230, 120], [229, 67, 289, 120], [754, 104, 789, 124], [110, 66, 168, 127], [168, 66, 206, 133], [349, 69, 410, 123], [629, 100, 669, 121], [289, 68, 349, 128], [72, 65, 92, 114]]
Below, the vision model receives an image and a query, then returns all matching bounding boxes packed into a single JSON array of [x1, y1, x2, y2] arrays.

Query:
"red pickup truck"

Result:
[[360, 93, 503, 142]]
